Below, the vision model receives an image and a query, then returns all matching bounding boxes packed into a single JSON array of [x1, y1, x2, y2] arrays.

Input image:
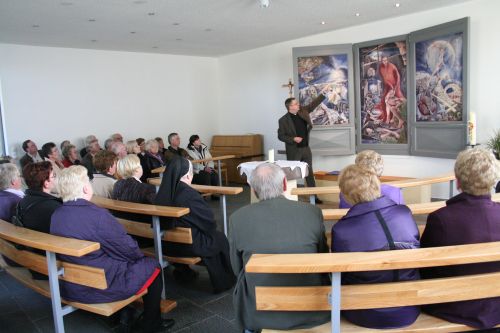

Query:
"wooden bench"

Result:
[[90, 196, 190, 310], [292, 173, 456, 205], [322, 193, 500, 221], [246, 242, 500, 333], [0, 219, 148, 333], [147, 178, 244, 235]]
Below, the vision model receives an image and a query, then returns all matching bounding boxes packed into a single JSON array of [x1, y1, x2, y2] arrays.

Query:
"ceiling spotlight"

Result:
[[321, 21, 326, 25], [259, 0, 270, 9], [355, 12, 360, 17], [395, 3, 400, 7]]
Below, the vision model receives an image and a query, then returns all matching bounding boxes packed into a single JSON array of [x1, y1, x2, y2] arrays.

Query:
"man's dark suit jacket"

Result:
[[277, 94, 325, 159], [19, 150, 43, 169]]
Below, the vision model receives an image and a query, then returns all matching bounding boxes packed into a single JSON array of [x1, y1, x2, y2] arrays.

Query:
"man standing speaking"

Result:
[[278, 85, 329, 203]]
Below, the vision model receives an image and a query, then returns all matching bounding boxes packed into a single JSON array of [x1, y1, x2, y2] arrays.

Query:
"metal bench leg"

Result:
[[331, 272, 341, 333], [152, 216, 168, 299], [217, 160, 222, 186], [309, 195, 316, 205], [449, 179, 455, 198], [221, 194, 228, 236]]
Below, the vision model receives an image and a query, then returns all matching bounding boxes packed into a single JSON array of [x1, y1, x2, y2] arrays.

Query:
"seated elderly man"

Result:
[[81, 135, 102, 179], [0, 163, 24, 221], [229, 163, 330, 332], [20, 139, 43, 169], [339, 150, 404, 208], [421, 148, 500, 330], [91, 150, 118, 198], [110, 141, 127, 159], [164, 132, 190, 162]]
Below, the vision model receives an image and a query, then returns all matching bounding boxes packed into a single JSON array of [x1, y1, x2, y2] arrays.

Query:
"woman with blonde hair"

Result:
[[339, 150, 403, 208], [112, 154, 155, 204], [421, 148, 500, 329], [332, 164, 420, 329], [50, 166, 174, 332]]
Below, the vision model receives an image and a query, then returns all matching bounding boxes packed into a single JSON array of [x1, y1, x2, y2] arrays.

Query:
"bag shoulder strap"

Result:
[[374, 210, 399, 282]]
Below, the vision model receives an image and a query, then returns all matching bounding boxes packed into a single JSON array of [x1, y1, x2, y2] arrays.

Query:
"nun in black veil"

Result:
[[154, 156, 235, 293]]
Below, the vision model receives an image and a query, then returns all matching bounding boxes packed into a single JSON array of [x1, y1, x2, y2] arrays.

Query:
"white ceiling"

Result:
[[0, 0, 472, 57]]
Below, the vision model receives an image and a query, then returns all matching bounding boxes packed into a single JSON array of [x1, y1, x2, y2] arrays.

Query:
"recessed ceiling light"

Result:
[[91, 39, 97, 42], [130, 31, 136, 34], [395, 3, 400, 7], [32, 24, 40, 28], [172, 22, 180, 26], [355, 12, 360, 17], [152, 46, 158, 49], [133, 0, 147, 4], [321, 21, 326, 25], [148, 12, 155, 16], [60, 1, 73, 5], [88, 19, 96, 22], [205, 28, 213, 32], [176, 38, 182, 41]]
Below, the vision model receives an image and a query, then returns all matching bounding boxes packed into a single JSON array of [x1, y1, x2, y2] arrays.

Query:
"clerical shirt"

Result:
[[290, 113, 308, 147]]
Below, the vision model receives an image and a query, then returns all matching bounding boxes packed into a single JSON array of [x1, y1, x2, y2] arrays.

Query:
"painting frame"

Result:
[[292, 44, 355, 156], [409, 17, 470, 159], [354, 35, 410, 155]]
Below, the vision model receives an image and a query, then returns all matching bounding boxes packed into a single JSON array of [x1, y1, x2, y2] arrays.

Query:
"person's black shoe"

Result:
[[314, 196, 323, 204], [153, 318, 175, 332]]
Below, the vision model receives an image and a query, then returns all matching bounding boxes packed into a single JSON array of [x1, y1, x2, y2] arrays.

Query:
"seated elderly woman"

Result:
[[61, 144, 81, 168], [0, 163, 24, 222], [140, 139, 165, 182], [91, 150, 118, 198], [112, 154, 156, 204], [339, 150, 403, 208], [332, 164, 420, 329], [50, 166, 174, 333], [421, 148, 500, 330], [154, 157, 235, 293], [41, 142, 65, 176], [126, 140, 141, 155], [186, 135, 219, 187]]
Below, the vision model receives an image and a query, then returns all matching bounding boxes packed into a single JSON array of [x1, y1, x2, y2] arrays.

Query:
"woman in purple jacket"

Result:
[[50, 166, 174, 333], [421, 148, 500, 329], [332, 164, 420, 329], [339, 150, 403, 208]]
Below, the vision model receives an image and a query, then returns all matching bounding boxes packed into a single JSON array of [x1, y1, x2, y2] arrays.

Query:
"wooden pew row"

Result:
[[151, 154, 236, 175], [246, 241, 500, 333], [0, 219, 148, 333], [147, 178, 244, 235], [291, 173, 456, 204], [322, 193, 500, 221], [91, 196, 189, 310]]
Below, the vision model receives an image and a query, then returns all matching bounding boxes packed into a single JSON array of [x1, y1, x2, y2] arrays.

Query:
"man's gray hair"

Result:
[[250, 163, 285, 200], [0, 163, 20, 190], [85, 135, 97, 149]]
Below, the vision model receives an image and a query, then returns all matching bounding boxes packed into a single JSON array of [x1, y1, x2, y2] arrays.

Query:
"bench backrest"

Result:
[[147, 177, 243, 195], [0, 219, 106, 289], [246, 241, 500, 311]]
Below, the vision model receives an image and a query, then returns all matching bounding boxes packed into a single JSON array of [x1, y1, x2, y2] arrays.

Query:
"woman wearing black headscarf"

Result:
[[154, 157, 235, 293]]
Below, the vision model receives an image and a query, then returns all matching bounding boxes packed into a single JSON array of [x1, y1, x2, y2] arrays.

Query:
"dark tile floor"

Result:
[[0, 183, 429, 333]]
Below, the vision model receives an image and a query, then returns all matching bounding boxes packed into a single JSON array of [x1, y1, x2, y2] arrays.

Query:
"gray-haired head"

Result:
[[0, 163, 21, 190], [85, 135, 97, 149], [249, 163, 285, 200]]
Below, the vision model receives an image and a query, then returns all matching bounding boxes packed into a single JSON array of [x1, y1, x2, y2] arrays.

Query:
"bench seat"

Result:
[[142, 247, 202, 265]]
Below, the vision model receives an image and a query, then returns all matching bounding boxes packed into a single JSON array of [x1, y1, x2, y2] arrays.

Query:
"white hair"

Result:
[[0, 163, 20, 190], [57, 166, 89, 202], [249, 163, 285, 200]]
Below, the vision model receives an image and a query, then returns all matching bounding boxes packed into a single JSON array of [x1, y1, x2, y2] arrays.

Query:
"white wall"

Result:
[[0, 44, 219, 158], [216, 0, 500, 198]]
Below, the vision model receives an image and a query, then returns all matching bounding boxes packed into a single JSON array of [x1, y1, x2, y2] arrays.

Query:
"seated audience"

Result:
[[61, 144, 81, 168], [0, 163, 24, 221], [50, 166, 174, 333], [155, 137, 167, 155], [229, 163, 329, 331], [41, 142, 64, 177], [104, 138, 114, 151], [20, 139, 43, 169], [110, 141, 127, 158], [136, 137, 146, 164], [332, 164, 420, 329], [126, 140, 141, 155], [140, 139, 165, 182], [91, 150, 118, 198], [164, 133, 189, 162], [186, 135, 219, 187], [154, 157, 235, 293], [339, 150, 403, 208], [16, 161, 62, 279], [420, 148, 500, 330], [81, 135, 102, 179]]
